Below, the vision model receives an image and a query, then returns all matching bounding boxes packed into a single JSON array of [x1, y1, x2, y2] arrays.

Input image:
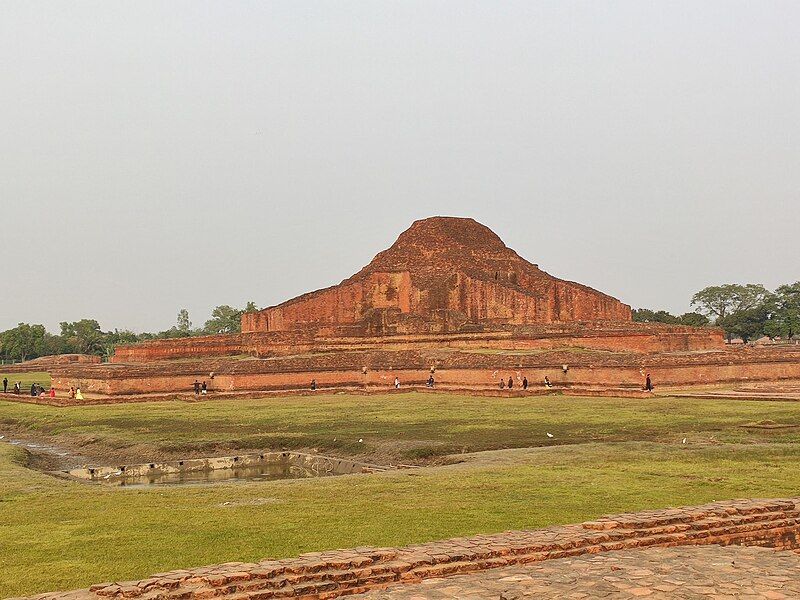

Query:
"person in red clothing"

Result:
[[49, 387, 56, 398]]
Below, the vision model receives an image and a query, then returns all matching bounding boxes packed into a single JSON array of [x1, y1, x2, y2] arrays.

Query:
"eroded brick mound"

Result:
[[0, 354, 100, 373], [19, 497, 800, 600], [242, 217, 631, 334]]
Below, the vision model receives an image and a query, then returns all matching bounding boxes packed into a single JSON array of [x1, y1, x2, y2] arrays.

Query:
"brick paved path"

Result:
[[17, 498, 800, 600], [357, 545, 800, 599]]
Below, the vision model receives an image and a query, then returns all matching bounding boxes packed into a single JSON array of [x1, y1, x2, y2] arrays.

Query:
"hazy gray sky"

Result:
[[1, 1, 798, 333]]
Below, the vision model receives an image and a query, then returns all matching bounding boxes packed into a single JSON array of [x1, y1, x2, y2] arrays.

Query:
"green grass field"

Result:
[[2, 392, 799, 463], [1, 393, 800, 596]]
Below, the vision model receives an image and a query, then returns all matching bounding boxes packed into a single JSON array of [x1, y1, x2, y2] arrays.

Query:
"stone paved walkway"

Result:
[[356, 546, 800, 599]]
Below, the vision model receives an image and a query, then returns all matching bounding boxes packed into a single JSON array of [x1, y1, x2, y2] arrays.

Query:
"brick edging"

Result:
[[17, 497, 800, 600]]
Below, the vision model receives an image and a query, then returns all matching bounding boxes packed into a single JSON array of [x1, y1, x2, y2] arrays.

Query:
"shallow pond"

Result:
[[106, 463, 327, 487]]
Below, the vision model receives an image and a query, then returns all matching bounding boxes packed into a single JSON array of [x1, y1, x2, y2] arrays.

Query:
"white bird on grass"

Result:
[[546, 433, 554, 438]]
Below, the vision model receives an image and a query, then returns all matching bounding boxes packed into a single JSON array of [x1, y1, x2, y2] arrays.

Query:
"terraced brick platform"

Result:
[[18, 498, 800, 600], [359, 545, 800, 599]]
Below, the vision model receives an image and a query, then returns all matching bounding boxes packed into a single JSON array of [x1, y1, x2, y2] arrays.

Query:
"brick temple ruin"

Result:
[[42, 217, 800, 399]]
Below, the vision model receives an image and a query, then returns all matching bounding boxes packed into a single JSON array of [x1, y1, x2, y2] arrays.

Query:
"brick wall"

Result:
[[20, 497, 800, 600]]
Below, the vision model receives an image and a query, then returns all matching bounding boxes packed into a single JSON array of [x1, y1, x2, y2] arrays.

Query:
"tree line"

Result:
[[634, 282, 800, 343], [0, 303, 258, 362]]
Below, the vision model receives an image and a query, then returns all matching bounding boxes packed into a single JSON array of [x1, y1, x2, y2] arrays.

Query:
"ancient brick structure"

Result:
[[87, 215, 750, 396], [19, 497, 800, 600], [0, 354, 100, 373], [109, 217, 726, 367], [55, 345, 800, 399], [242, 217, 631, 335], [110, 321, 724, 363]]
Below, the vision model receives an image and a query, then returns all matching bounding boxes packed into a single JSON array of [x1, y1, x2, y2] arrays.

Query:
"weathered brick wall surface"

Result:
[[18, 498, 800, 600], [58, 346, 800, 397], [112, 322, 725, 363], [0, 354, 100, 373], [241, 218, 632, 334]]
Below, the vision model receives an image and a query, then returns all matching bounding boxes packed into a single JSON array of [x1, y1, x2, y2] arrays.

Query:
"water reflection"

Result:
[[107, 464, 326, 487]]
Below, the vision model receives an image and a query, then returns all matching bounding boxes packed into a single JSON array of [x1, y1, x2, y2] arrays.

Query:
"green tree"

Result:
[[59, 319, 106, 355], [691, 284, 771, 321], [0, 323, 49, 361], [203, 301, 260, 334], [176, 309, 192, 334], [632, 309, 709, 327], [102, 329, 140, 360], [204, 305, 242, 334], [632, 309, 678, 324], [678, 312, 710, 327], [764, 282, 800, 340], [717, 306, 770, 343]]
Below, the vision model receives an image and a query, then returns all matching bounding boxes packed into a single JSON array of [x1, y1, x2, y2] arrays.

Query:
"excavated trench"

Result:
[[2, 435, 393, 487]]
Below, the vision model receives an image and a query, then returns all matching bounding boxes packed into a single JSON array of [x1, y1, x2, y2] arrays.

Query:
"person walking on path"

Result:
[[645, 373, 654, 392], [2, 377, 7, 393], [75, 388, 84, 401], [522, 377, 528, 390], [394, 376, 400, 389], [507, 376, 513, 389], [49, 387, 55, 398], [193, 380, 201, 396], [201, 381, 207, 395], [14, 382, 21, 394], [311, 379, 317, 391]]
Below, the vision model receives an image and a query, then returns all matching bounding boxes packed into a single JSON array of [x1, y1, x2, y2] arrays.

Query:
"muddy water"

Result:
[[1, 434, 386, 487], [105, 464, 327, 487]]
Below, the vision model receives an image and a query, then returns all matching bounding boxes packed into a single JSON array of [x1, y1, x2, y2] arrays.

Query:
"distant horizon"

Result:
[[2, 1, 798, 333]]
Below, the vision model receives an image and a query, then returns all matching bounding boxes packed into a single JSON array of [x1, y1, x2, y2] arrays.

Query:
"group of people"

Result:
[[192, 380, 209, 395], [3, 377, 22, 394], [496, 373, 654, 391], [67, 386, 84, 400], [1, 378, 85, 399], [499, 376, 532, 390], [2, 378, 56, 397], [30, 382, 55, 397], [300, 371, 655, 392]]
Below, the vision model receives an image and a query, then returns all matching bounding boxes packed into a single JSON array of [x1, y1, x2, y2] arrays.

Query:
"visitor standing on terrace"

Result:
[[645, 373, 654, 392], [2, 377, 7, 393], [193, 380, 201, 396]]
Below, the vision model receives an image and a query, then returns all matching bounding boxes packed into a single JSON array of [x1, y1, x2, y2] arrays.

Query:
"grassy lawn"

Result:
[[1, 393, 799, 463], [1, 393, 800, 596]]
